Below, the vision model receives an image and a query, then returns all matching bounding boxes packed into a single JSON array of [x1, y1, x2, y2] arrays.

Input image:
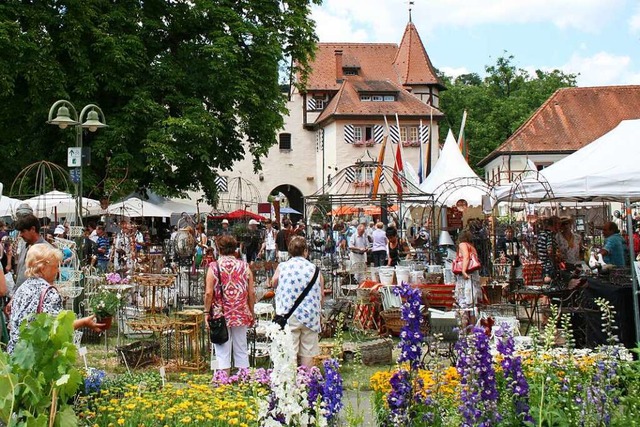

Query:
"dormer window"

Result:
[[343, 67, 359, 76], [359, 94, 396, 102]]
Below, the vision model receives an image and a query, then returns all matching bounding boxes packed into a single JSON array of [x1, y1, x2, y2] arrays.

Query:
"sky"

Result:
[[311, 0, 640, 87]]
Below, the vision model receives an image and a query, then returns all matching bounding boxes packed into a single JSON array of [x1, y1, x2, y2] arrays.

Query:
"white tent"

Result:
[[107, 197, 173, 218], [25, 190, 103, 219], [495, 119, 640, 202], [0, 195, 21, 217], [418, 130, 491, 206]]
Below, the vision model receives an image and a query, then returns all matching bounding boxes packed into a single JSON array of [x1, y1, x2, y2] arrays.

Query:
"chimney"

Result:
[[334, 49, 343, 83]]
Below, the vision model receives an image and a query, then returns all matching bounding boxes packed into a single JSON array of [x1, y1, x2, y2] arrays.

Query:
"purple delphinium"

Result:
[[495, 325, 533, 424], [394, 282, 424, 370], [297, 365, 324, 407], [456, 326, 500, 427], [580, 354, 618, 426], [386, 368, 412, 424], [322, 358, 344, 423]]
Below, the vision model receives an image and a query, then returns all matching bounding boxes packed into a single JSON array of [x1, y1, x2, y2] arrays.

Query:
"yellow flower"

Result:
[[117, 420, 124, 426], [228, 419, 239, 425], [180, 416, 192, 423]]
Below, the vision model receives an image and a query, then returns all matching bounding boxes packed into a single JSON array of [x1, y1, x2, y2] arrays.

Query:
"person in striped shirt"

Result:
[[536, 217, 560, 283]]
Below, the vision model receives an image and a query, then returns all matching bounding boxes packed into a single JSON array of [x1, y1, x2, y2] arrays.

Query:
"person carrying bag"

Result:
[[272, 266, 319, 329], [204, 236, 255, 376], [208, 263, 228, 344]]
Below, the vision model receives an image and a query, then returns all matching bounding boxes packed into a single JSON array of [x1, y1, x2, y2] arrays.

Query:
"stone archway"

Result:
[[270, 184, 304, 223]]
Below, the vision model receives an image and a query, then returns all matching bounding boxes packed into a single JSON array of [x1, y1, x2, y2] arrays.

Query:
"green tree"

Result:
[[439, 53, 576, 173], [0, 0, 319, 204]]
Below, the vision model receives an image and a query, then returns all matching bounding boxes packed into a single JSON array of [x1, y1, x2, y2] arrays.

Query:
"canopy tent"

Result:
[[107, 197, 173, 218], [280, 206, 302, 215], [418, 130, 491, 206], [329, 205, 399, 217], [0, 195, 21, 217], [25, 190, 103, 219], [495, 119, 640, 203], [208, 209, 266, 221]]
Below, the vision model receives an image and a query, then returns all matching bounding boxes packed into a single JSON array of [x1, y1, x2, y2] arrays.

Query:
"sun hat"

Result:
[[222, 219, 229, 224]]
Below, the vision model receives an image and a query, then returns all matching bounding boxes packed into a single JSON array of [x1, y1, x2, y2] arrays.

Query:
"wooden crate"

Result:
[[420, 284, 456, 310]]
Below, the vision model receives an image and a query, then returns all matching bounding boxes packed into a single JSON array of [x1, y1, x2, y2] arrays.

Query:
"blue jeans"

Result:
[[96, 259, 109, 273], [265, 249, 276, 262]]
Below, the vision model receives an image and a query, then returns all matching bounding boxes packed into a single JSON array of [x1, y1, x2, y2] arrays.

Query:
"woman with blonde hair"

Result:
[[454, 230, 483, 328], [7, 244, 103, 353]]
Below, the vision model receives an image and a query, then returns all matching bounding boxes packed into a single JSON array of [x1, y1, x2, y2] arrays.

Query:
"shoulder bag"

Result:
[[452, 244, 482, 275], [208, 262, 229, 344], [37, 285, 55, 313], [273, 266, 320, 330]]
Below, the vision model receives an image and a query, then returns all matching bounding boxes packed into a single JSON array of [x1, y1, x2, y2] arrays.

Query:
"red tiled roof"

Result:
[[393, 22, 444, 88], [315, 79, 443, 125], [479, 85, 640, 166], [305, 43, 400, 91]]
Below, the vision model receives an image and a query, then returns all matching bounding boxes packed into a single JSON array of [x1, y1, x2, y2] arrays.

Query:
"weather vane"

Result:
[[408, 0, 414, 22]]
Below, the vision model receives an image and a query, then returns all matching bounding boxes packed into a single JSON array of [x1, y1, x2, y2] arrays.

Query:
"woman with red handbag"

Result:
[[452, 230, 483, 328]]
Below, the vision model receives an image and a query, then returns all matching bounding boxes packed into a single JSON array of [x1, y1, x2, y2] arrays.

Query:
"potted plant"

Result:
[[88, 290, 120, 330], [365, 139, 375, 147]]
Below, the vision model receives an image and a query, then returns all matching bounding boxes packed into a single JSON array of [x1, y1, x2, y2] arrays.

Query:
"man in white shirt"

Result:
[[349, 224, 369, 282]]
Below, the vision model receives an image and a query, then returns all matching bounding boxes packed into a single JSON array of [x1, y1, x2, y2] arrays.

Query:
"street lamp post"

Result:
[[47, 100, 107, 226]]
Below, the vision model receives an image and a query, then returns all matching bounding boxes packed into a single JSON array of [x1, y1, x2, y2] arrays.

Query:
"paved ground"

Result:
[[341, 389, 376, 426]]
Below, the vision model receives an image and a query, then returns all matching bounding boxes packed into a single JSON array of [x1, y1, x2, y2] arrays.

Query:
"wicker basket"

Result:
[[343, 338, 394, 365], [116, 341, 160, 368], [313, 354, 331, 368], [380, 308, 429, 337], [424, 273, 443, 284]]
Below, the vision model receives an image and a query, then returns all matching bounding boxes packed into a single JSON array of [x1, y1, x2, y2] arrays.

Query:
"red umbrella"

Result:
[[208, 209, 266, 221]]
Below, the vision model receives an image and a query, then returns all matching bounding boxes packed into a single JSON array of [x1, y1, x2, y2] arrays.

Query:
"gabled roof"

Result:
[[393, 22, 444, 89], [315, 79, 443, 125], [479, 85, 640, 166]]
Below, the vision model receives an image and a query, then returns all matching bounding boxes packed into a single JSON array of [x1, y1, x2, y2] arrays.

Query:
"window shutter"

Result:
[[307, 97, 316, 111], [215, 176, 228, 193], [420, 124, 430, 144], [344, 124, 355, 144], [345, 167, 356, 183], [389, 125, 400, 144], [373, 125, 384, 143]]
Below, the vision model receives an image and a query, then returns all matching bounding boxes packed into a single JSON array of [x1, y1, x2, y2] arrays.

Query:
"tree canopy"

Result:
[[438, 54, 577, 175], [0, 0, 320, 204]]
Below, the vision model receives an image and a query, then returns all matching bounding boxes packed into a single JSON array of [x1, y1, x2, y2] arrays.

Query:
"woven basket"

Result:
[[313, 354, 331, 368], [359, 338, 393, 365], [424, 273, 443, 284], [116, 340, 159, 368], [380, 309, 429, 337]]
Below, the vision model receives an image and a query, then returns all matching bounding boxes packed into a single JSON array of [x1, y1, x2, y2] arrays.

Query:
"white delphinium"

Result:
[[258, 322, 327, 427]]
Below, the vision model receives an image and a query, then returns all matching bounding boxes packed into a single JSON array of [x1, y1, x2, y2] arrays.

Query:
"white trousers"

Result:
[[213, 326, 249, 370]]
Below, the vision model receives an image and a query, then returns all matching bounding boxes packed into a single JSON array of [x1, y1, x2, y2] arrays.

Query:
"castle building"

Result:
[[218, 20, 445, 216]]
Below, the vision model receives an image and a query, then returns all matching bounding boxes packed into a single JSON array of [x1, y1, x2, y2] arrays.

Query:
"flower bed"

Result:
[[370, 290, 640, 426]]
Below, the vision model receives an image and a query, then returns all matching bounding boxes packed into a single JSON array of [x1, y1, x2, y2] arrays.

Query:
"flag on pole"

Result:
[[417, 119, 424, 184], [458, 109, 468, 161], [371, 135, 388, 200], [393, 113, 404, 197], [426, 107, 433, 177]]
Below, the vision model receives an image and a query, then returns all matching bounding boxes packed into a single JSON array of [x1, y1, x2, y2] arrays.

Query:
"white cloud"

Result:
[[629, 5, 640, 34], [440, 66, 471, 79], [312, 0, 624, 43], [560, 51, 640, 86]]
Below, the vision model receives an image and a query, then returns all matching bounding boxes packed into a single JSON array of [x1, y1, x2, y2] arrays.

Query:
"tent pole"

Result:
[[625, 197, 640, 344]]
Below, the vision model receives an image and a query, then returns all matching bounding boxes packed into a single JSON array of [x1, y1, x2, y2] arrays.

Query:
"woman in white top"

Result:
[[370, 222, 389, 267]]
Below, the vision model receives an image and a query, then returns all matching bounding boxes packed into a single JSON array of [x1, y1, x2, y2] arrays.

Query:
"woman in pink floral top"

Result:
[[204, 236, 255, 375]]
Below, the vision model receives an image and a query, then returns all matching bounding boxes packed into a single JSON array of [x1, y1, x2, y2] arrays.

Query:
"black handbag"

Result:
[[208, 262, 229, 344], [274, 266, 320, 330]]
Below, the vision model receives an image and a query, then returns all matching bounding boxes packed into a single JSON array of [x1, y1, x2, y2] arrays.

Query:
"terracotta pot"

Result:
[[97, 316, 113, 331]]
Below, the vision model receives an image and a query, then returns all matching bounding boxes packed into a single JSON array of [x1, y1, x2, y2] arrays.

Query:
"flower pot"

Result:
[[96, 316, 113, 331]]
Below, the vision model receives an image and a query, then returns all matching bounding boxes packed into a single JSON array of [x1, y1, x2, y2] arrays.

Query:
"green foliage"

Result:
[[88, 290, 120, 318], [0, 311, 82, 426], [0, 0, 320, 204], [439, 53, 576, 173]]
